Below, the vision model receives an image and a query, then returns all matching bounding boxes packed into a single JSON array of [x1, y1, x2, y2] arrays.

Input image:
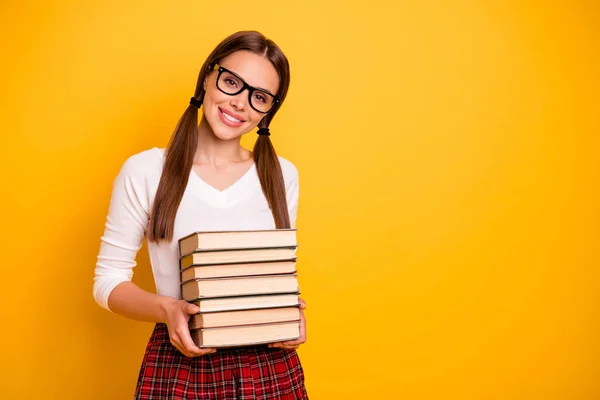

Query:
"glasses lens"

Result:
[[250, 90, 275, 113], [218, 71, 243, 94]]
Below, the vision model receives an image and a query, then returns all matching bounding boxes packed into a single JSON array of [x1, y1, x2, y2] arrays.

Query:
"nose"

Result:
[[230, 89, 249, 111]]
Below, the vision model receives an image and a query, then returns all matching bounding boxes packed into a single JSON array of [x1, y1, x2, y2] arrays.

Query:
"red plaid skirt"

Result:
[[134, 323, 308, 399]]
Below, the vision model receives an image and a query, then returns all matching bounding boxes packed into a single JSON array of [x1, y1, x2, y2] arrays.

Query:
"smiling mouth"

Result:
[[219, 107, 244, 123]]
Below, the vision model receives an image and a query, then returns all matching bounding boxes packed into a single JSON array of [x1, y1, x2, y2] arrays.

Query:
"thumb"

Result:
[[184, 302, 200, 315]]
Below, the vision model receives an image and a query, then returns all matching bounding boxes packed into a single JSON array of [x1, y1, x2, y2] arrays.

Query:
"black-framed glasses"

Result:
[[211, 63, 280, 114]]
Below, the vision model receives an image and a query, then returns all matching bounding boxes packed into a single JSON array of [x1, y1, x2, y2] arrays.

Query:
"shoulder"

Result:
[[122, 146, 163, 170], [277, 155, 299, 183], [118, 147, 164, 181]]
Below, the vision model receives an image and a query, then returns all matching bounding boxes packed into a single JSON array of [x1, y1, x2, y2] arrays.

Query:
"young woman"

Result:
[[93, 31, 308, 399]]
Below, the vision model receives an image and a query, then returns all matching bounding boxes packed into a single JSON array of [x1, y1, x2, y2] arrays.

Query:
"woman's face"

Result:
[[202, 50, 280, 141]]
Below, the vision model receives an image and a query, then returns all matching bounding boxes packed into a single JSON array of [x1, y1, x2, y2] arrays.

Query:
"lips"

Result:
[[218, 107, 245, 127]]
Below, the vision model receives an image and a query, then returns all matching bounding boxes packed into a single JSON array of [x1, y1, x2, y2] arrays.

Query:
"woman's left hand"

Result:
[[269, 297, 307, 350]]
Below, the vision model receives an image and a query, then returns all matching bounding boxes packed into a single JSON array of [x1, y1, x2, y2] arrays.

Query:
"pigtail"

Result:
[[253, 124, 291, 229]]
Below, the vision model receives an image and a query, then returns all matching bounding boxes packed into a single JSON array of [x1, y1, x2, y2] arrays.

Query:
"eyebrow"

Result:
[[223, 65, 277, 96]]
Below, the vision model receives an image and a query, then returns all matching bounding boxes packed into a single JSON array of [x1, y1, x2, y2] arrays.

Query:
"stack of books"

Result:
[[178, 229, 302, 348]]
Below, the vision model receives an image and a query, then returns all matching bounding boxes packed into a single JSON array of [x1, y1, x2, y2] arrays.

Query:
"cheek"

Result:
[[202, 92, 225, 122], [246, 112, 263, 126], [203, 89, 222, 108]]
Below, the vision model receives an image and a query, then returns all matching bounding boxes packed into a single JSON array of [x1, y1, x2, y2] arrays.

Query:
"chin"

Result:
[[213, 129, 243, 141], [206, 111, 250, 140], [209, 122, 246, 141]]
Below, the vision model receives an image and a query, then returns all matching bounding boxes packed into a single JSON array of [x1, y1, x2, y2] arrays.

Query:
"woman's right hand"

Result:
[[160, 297, 217, 357]]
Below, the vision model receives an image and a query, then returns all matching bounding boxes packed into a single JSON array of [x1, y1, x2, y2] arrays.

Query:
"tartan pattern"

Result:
[[134, 323, 308, 400]]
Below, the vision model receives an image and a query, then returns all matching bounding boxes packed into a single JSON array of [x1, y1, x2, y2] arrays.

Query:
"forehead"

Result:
[[218, 50, 280, 94]]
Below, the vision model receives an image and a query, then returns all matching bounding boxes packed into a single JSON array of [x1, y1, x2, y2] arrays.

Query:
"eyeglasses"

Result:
[[211, 63, 280, 114]]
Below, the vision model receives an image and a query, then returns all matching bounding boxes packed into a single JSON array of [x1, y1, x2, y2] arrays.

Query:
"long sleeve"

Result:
[[93, 155, 150, 312]]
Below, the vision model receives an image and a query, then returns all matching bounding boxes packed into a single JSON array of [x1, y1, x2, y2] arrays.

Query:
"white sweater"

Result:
[[93, 147, 299, 312]]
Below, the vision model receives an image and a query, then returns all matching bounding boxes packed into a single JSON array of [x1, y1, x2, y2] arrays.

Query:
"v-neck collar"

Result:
[[153, 147, 259, 208], [189, 162, 256, 192]]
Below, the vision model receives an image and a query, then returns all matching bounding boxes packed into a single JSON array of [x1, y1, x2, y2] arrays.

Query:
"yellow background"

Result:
[[1, 1, 599, 398]]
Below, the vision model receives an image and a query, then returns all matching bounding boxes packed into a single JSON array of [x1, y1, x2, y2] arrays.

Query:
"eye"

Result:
[[224, 78, 238, 88], [253, 93, 267, 104]]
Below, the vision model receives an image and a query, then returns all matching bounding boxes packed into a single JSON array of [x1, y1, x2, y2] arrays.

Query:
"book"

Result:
[[181, 274, 300, 301], [176, 228, 304, 348], [189, 306, 301, 330], [180, 247, 297, 270], [191, 293, 300, 313], [181, 260, 297, 282], [179, 229, 298, 258], [190, 320, 301, 348]]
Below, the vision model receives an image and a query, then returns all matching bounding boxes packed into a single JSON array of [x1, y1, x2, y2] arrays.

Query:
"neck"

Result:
[[195, 115, 250, 166]]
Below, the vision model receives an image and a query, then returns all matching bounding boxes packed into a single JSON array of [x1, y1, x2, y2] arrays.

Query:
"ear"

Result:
[[203, 69, 211, 91]]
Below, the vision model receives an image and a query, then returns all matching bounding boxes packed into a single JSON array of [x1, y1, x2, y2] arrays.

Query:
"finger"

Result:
[[170, 332, 195, 358], [280, 324, 306, 346], [184, 302, 200, 315], [197, 347, 217, 356], [175, 341, 216, 358], [182, 338, 206, 357], [176, 326, 206, 357], [280, 337, 305, 346], [298, 298, 306, 309], [270, 337, 304, 348], [299, 311, 306, 338], [271, 342, 299, 350], [269, 315, 306, 349], [174, 339, 214, 358]]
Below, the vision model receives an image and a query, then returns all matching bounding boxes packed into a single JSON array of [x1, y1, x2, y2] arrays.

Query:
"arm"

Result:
[[106, 281, 174, 323], [94, 154, 214, 357], [109, 282, 214, 357], [270, 161, 307, 349]]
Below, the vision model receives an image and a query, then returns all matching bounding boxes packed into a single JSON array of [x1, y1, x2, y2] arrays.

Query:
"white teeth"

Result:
[[222, 110, 241, 123]]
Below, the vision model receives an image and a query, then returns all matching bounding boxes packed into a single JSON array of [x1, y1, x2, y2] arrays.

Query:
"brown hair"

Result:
[[147, 31, 291, 243]]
